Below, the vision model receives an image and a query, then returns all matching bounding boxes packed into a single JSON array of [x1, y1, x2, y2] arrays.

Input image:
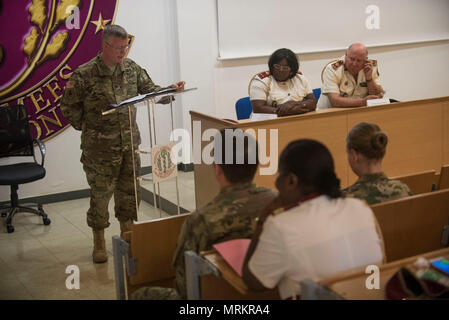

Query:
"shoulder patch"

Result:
[[331, 60, 344, 70], [297, 71, 302, 75], [257, 71, 270, 79]]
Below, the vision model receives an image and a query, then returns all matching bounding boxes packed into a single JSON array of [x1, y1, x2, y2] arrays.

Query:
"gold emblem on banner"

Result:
[[0, 0, 91, 101]]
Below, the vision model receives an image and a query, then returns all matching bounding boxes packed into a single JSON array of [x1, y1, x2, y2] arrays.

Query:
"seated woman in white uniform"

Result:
[[242, 139, 385, 300], [249, 48, 316, 117]]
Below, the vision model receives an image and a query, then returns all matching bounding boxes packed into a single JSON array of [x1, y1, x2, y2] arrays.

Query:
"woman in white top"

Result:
[[249, 48, 316, 117], [242, 139, 385, 300]]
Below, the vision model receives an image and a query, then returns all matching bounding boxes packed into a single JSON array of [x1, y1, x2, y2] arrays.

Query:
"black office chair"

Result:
[[0, 104, 50, 233]]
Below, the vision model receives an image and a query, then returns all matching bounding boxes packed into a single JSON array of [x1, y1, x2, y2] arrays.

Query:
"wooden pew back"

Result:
[[390, 169, 437, 194], [200, 274, 280, 300], [127, 214, 189, 288], [438, 164, 449, 190], [320, 248, 449, 300], [199, 250, 280, 300], [371, 189, 449, 262]]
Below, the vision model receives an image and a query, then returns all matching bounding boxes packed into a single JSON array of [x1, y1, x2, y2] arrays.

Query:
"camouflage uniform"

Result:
[[342, 172, 412, 205], [131, 182, 277, 300], [60, 53, 161, 229]]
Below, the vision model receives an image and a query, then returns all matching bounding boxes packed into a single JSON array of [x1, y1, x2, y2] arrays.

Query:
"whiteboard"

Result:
[[216, 0, 449, 60]]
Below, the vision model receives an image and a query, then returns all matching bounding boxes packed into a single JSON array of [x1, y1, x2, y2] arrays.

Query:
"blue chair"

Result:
[[235, 97, 253, 120], [313, 88, 321, 101]]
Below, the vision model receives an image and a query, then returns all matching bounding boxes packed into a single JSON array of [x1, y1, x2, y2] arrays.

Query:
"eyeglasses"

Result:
[[273, 64, 291, 71], [105, 42, 129, 51]]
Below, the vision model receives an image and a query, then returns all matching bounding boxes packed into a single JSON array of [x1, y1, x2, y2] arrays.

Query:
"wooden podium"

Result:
[[191, 96, 449, 209]]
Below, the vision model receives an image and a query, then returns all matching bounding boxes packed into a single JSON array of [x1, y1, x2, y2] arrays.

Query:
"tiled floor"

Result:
[[0, 172, 195, 300], [140, 171, 196, 213]]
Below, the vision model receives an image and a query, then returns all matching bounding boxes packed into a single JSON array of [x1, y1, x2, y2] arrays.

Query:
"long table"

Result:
[[191, 96, 449, 208]]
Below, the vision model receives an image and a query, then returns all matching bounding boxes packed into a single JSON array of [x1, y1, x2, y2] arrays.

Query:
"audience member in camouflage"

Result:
[[342, 172, 412, 205], [60, 24, 185, 263], [131, 129, 277, 300], [343, 122, 412, 205]]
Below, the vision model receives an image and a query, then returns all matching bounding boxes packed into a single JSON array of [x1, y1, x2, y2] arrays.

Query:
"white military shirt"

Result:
[[317, 56, 383, 110], [250, 71, 313, 108], [248, 195, 384, 299]]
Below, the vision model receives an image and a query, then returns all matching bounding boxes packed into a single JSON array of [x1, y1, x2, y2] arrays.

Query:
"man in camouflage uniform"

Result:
[[60, 24, 184, 263], [131, 129, 278, 299], [342, 173, 412, 205]]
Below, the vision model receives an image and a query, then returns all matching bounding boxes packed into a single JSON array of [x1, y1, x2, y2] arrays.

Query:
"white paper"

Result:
[[119, 94, 148, 106], [250, 113, 278, 121], [366, 98, 390, 107]]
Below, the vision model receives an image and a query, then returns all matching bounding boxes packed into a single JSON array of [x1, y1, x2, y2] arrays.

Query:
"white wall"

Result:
[[216, 0, 449, 59], [2, 0, 449, 201], [177, 0, 449, 124], [176, 0, 219, 135]]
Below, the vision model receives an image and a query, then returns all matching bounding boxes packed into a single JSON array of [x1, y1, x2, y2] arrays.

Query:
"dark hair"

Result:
[[347, 122, 388, 160], [279, 139, 341, 198], [213, 128, 259, 184], [102, 24, 128, 42], [268, 48, 299, 80]]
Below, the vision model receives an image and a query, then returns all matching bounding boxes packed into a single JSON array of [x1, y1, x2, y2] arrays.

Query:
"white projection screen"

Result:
[[216, 0, 449, 60]]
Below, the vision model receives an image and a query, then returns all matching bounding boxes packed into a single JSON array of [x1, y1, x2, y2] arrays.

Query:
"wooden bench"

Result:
[[437, 164, 449, 190], [371, 188, 449, 262], [180, 190, 449, 300], [310, 247, 449, 300], [390, 169, 437, 194], [185, 250, 280, 300], [114, 187, 449, 300], [113, 213, 189, 299]]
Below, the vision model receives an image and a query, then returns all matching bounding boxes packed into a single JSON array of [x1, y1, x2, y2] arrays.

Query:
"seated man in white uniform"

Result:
[[250, 48, 316, 117], [317, 43, 385, 110]]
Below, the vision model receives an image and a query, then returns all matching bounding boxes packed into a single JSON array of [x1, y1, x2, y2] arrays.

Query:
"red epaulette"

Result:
[[257, 71, 270, 79], [331, 60, 344, 70], [297, 71, 302, 75]]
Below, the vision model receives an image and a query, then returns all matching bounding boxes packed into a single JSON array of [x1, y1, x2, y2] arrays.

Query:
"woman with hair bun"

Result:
[[242, 139, 384, 300], [343, 122, 412, 205]]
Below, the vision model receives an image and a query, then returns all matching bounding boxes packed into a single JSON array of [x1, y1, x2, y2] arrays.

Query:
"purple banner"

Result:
[[0, 0, 118, 141]]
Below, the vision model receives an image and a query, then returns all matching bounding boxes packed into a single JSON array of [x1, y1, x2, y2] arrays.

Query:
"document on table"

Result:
[[366, 97, 390, 107], [250, 113, 277, 121]]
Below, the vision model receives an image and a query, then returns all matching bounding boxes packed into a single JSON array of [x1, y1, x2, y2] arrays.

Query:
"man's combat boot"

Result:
[[120, 220, 133, 238], [92, 229, 108, 263]]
